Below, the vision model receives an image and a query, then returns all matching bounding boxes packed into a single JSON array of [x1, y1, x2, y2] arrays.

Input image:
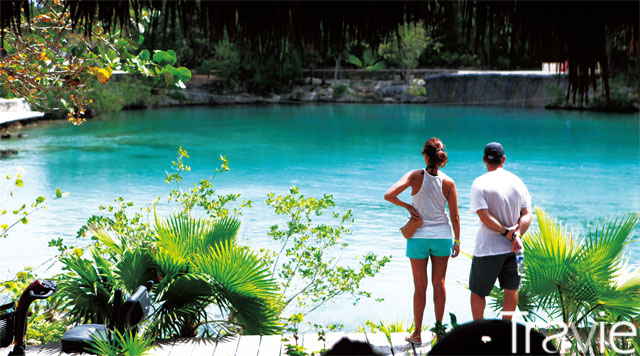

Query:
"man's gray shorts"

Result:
[[469, 252, 520, 297]]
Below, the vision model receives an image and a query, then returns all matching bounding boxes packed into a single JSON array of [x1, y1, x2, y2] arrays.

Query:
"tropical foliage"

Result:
[[378, 22, 433, 82], [49, 148, 389, 344], [264, 187, 390, 323], [489, 208, 640, 329], [87, 329, 155, 356], [208, 37, 303, 95], [0, 0, 190, 123], [346, 46, 386, 72], [57, 209, 282, 338], [56, 151, 282, 338]]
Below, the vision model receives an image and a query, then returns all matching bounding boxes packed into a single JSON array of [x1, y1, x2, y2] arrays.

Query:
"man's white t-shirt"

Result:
[[470, 168, 531, 257]]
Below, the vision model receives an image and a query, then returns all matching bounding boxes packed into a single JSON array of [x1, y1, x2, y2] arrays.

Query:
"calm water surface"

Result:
[[1, 105, 638, 330]]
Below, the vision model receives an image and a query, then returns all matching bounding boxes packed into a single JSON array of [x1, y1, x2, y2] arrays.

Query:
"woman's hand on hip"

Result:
[[407, 206, 420, 220]]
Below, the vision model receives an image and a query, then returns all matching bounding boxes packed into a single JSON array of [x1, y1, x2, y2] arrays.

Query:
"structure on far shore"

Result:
[[0, 98, 44, 128]]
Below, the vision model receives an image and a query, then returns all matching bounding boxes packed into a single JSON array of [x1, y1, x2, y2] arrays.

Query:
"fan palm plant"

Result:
[[489, 207, 640, 328], [149, 214, 282, 337], [57, 213, 282, 338]]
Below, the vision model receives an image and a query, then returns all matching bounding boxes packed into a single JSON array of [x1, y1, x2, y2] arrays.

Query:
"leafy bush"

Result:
[[212, 39, 303, 95], [332, 84, 349, 97], [589, 87, 638, 112], [346, 46, 386, 71], [264, 187, 390, 326], [406, 82, 426, 97], [85, 77, 157, 114], [0, 2, 190, 124], [57, 152, 280, 338]]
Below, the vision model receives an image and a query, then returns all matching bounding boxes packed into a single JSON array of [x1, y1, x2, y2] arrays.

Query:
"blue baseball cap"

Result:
[[484, 142, 504, 164]]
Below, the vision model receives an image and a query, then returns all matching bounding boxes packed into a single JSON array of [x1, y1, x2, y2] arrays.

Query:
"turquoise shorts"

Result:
[[406, 238, 453, 259]]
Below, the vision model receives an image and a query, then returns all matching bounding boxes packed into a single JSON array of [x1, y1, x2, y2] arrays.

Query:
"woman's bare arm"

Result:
[[443, 178, 461, 257], [384, 170, 420, 219]]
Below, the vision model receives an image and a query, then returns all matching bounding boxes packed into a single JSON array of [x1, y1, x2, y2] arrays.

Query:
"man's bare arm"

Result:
[[476, 209, 521, 242], [514, 207, 532, 236]]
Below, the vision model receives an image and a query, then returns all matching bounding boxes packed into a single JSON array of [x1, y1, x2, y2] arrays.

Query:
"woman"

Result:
[[384, 137, 461, 344]]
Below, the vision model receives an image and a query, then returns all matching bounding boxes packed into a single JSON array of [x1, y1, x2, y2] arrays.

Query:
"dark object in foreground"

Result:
[[430, 319, 559, 355], [325, 337, 378, 355], [60, 281, 153, 354], [0, 278, 57, 356]]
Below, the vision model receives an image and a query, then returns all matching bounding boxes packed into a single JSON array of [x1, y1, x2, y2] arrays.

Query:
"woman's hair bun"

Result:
[[422, 137, 448, 168]]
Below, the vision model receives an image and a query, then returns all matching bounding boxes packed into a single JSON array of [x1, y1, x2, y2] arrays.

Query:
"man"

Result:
[[469, 142, 532, 320]]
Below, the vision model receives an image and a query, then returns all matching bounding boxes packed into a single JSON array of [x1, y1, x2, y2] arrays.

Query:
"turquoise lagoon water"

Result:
[[1, 104, 638, 330]]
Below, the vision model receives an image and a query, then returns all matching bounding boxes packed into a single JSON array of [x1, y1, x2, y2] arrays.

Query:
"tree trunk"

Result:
[[310, 60, 316, 85], [334, 54, 341, 81]]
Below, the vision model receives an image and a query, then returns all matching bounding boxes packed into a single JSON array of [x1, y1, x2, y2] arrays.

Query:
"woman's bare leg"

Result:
[[430, 255, 449, 323], [409, 257, 429, 339]]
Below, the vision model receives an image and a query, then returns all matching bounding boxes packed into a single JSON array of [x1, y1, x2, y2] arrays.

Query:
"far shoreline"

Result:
[[1, 69, 637, 140]]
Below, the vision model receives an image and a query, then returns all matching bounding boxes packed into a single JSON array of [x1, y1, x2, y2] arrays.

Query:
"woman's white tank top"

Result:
[[411, 169, 453, 239]]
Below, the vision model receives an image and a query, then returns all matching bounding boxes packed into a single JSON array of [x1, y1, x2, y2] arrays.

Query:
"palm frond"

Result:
[[57, 254, 114, 324], [146, 274, 212, 338], [193, 241, 282, 335], [524, 208, 579, 302], [202, 216, 240, 248], [115, 248, 157, 294], [522, 207, 640, 326], [153, 249, 190, 279], [580, 213, 639, 282], [90, 224, 125, 256], [616, 266, 640, 293], [155, 214, 210, 258]]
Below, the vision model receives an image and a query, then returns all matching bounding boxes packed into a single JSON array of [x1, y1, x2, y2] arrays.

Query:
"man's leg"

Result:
[[470, 254, 506, 321], [470, 292, 486, 320], [409, 257, 429, 339], [497, 253, 520, 320], [502, 289, 518, 320]]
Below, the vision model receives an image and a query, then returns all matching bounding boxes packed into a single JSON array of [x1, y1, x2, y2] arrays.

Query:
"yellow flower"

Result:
[[91, 67, 111, 84]]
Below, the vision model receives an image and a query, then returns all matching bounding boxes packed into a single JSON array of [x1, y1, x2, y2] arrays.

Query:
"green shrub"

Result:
[[406, 82, 426, 96], [85, 76, 157, 114], [589, 87, 638, 112], [211, 39, 303, 95], [545, 84, 565, 107], [332, 84, 348, 97]]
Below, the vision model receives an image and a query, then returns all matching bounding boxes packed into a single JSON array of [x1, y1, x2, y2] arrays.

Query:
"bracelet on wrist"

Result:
[[454, 240, 461, 245], [501, 228, 509, 236]]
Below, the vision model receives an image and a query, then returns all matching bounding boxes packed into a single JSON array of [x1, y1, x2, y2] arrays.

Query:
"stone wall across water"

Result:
[[421, 71, 567, 108], [170, 71, 567, 108]]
